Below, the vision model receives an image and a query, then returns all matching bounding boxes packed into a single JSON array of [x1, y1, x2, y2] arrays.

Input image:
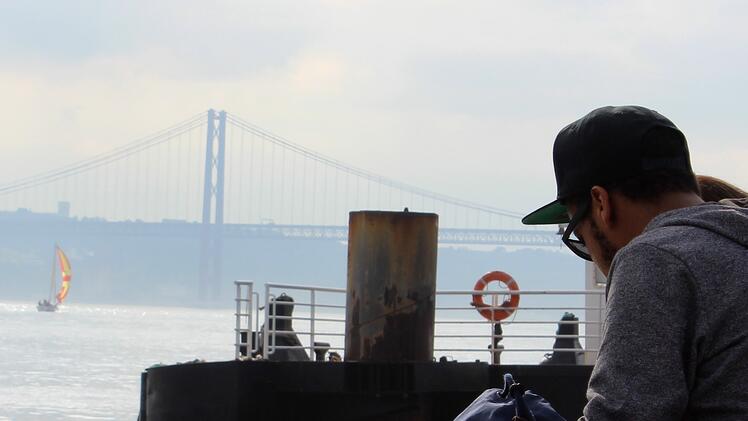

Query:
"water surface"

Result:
[[0, 302, 233, 420]]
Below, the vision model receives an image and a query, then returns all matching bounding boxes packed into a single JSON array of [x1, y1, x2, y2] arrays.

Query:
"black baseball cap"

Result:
[[522, 105, 693, 225]]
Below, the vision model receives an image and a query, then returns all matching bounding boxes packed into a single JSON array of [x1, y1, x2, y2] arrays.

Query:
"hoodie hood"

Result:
[[645, 202, 748, 249]]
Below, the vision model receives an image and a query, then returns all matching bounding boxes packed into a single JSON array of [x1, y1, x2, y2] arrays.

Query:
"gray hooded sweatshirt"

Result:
[[583, 203, 748, 420]]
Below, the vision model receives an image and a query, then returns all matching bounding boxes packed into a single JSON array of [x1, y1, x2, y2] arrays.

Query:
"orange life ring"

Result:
[[471, 271, 520, 321]]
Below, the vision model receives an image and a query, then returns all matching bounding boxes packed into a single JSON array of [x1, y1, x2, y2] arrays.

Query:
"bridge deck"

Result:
[[0, 212, 560, 246]]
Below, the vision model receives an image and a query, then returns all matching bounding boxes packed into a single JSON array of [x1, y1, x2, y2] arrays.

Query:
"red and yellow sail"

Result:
[[55, 247, 72, 304]]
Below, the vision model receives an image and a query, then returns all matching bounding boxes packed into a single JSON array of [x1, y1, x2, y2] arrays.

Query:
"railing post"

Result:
[[234, 281, 254, 359], [263, 284, 270, 359], [490, 293, 499, 365], [234, 282, 241, 359], [247, 282, 253, 356], [263, 284, 276, 358], [252, 291, 260, 355], [310, 289, 316, 360]]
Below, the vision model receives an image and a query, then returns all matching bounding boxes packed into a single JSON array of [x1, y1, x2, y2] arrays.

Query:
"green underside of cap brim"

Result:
[[522, 200, 569, 225]]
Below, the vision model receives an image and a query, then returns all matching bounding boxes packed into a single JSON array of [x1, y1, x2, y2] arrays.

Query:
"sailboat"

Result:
[[37, 245, 72, 312]]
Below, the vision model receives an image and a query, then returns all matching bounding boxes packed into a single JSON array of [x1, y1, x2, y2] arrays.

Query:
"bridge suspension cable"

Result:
[[226, 114, 524, 219], [0, 113, 205, 195]]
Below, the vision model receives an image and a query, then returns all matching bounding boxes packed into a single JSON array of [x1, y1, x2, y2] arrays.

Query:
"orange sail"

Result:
[[55, 247, 72, 304]]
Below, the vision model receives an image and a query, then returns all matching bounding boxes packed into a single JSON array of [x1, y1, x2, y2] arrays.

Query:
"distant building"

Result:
[[57, 201, 71, 218]]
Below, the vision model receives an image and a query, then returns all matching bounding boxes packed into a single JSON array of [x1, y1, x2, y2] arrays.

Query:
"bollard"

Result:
[[345, 210, 438, 361], [268, 293, 294, 331], [540, 312, 584, 365]]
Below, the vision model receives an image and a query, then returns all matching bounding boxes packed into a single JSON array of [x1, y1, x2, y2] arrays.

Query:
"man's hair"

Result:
[[612, 169, 699, 202], [564, 169, 699, 207]]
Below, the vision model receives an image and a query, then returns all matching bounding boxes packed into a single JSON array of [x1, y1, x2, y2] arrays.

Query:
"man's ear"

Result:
[[589, 185, 613, 229]]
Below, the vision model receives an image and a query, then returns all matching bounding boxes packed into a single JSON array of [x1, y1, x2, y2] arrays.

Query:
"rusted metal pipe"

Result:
[[345, 210, 438, 362]]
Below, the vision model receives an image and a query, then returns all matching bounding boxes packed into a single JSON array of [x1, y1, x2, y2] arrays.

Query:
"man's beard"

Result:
[[589, 217, 618, 268]]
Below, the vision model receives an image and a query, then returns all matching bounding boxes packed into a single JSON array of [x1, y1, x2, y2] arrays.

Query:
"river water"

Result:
[[0, 299, 580, 420], [0, 301, 233, 420]]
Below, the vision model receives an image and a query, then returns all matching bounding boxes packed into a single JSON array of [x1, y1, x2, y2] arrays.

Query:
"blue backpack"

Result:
[[454, 373, 566, 421]]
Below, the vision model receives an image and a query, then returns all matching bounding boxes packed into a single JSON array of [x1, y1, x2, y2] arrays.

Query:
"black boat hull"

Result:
[[140, 361, 592, 421]]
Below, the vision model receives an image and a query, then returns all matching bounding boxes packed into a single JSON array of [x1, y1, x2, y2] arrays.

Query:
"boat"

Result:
[[139, 211, 605, 420], [37, 245, 72, 312]]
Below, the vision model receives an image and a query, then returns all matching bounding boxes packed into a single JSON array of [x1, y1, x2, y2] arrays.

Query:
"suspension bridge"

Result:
[[0, 109, 559, 298]]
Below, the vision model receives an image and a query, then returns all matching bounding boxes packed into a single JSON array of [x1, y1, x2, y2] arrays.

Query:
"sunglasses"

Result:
[[562, 199, 592, 261]]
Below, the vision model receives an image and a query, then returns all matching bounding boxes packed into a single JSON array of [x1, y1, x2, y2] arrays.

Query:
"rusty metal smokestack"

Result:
[[345, 210, 438, 362]]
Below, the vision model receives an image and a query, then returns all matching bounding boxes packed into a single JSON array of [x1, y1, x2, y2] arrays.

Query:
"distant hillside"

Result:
[[437, 246, 584, 290], [0, 233, 584, 308]]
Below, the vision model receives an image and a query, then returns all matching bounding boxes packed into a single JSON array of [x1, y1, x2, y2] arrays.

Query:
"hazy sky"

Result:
[[1, 1, 747, 217]]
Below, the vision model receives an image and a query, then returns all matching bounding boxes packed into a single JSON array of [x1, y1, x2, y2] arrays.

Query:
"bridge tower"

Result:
[[199, 109, 227, 300]]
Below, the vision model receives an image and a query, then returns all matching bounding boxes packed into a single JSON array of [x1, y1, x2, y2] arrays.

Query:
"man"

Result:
[[522, 105, 748, 419]]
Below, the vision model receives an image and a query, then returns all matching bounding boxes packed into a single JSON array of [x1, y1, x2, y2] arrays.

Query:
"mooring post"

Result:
[[345, 210, 438, 362]]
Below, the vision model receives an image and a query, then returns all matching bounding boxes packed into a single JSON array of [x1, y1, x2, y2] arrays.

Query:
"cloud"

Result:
[[288, 54, 348, 94], [1, 0, 747, 216]]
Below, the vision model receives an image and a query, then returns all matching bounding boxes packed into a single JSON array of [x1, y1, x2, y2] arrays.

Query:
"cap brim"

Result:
[[522, 200, 569, 225]]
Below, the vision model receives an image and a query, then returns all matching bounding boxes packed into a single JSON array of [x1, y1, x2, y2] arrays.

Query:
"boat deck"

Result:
[[141, 361, 593, 421], [140, 281, 604, 420]]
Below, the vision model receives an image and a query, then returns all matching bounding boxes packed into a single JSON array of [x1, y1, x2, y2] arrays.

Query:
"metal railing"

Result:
[[234, 281, 606, 364], [234, 281, 260, 359], [433, 289, 604, 364], [263, 283, 347, 361]]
